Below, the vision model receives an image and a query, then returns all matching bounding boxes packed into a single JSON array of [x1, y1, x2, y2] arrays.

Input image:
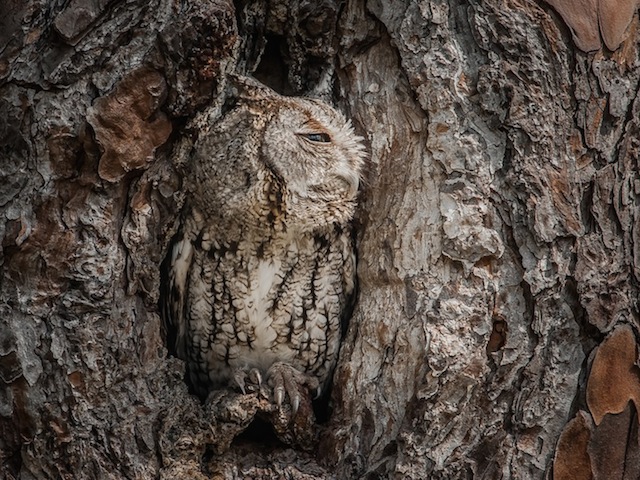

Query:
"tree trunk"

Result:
[[1, 0, 639, 478]]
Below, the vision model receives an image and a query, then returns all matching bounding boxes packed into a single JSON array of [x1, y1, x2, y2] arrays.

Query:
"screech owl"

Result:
[[161, 76, 367, 411]]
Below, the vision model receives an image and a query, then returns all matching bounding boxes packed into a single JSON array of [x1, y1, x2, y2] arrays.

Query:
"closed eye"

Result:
[[301, 132, 331, 143]]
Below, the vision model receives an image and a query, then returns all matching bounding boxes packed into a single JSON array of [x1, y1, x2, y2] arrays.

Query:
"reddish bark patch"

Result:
[[598, 0, 638, 51], [544, 0, 639, 52], [544, 0, 601, 52], [486, 315, 508, 354], [87, 67, 172, 183], [586, 325, 640, 425], [588, 402, 640, 479], [553, 411, 593, 480]]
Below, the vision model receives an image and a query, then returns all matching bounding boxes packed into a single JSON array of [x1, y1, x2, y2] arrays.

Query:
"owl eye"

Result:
[[302, 132, 331, 143]]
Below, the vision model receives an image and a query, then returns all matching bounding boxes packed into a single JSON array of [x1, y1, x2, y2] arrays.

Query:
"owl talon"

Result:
[[233, 369, 247, 395], [248, 368, 262, 387], [291, 394, 300, 414], [232, 367, 264, 395], [267, 362, 320, 413], [274, 385, 285, 407]]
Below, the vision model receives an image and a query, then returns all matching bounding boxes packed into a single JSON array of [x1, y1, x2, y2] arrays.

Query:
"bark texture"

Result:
[[1, 0, 640, 478]]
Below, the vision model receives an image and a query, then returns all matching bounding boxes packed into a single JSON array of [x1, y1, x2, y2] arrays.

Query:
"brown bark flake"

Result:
[[87, 67, 172, 183], [586, 325, 640, 425], [553, 411, 594, 480]]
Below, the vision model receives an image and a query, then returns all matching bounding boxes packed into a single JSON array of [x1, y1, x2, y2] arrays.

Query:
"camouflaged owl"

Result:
[[162, 76, 366, 412]]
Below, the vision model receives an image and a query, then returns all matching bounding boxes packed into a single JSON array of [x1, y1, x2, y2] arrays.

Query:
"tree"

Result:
[[1, 0, 639, 478]]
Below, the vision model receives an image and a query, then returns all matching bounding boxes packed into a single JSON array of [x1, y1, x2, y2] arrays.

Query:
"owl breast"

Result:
[[178, 219, 355, 398]]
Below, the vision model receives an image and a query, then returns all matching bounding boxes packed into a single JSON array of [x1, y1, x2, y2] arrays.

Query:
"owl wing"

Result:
[[160, 228, 194, 359], [338, 226, 358, 336]]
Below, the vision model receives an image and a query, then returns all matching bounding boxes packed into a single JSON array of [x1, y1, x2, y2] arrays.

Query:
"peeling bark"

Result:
[[2, 0, 640, 478]]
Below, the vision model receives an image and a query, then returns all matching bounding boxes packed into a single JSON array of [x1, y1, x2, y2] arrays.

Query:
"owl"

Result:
[[161, 76, 366, 412]]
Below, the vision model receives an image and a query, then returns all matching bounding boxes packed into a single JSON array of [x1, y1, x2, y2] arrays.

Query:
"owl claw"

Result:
[[248, 368, 262, 387], [274, 385, 285, 407], [291, 394, 300, 414], [266, 362, 320, 414], [233, 369, 247, 394], [232, 367, 263, 395]]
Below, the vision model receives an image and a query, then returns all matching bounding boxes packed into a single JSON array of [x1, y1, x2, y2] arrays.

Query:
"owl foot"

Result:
[[232, 367, 262, 395], [266, 362, 320, 414]]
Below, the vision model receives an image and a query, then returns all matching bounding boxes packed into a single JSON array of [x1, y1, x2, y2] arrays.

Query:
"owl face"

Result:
[[263, 98, 364, 201], [259, 96, 366, 228], [190, 78, 367, 234]]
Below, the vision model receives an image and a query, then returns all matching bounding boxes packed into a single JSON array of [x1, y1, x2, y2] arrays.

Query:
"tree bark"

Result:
[[2, 0, 639, 479]]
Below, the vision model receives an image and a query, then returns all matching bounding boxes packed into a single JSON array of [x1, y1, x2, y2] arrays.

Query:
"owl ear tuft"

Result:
[[229, 75, 278, 102], [305, 67, 334, 103]]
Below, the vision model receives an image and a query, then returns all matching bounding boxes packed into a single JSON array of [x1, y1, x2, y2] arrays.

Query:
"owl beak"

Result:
[[335, 169, 360, 198]]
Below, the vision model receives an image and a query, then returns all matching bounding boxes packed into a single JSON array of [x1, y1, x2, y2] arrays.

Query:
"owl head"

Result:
[[190, 76, 367, 234]]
